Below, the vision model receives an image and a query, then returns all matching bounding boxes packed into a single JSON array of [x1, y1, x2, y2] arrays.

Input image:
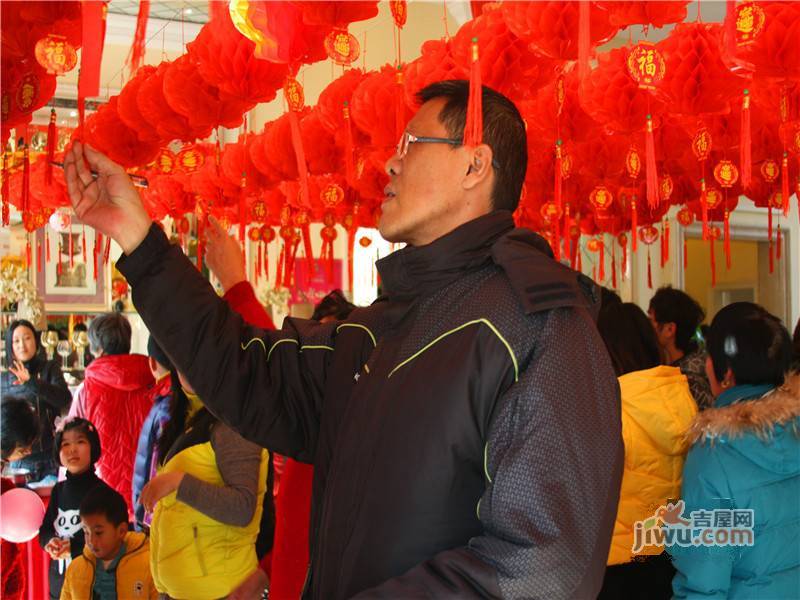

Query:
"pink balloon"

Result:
[[0, 487, 46, 543]]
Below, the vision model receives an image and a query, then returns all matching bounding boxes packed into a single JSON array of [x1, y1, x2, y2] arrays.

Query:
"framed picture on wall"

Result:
[[35, 223, 110, 311]]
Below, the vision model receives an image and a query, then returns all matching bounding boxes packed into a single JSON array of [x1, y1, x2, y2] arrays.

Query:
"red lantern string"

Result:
[[554, 141, 563, 212], [777, 225, 782, 261], [1, 151, 9, 226], [287, 235, 301, 288], [69, 225, 75, 268], [700, 178, 709, 240], [563, 205, 571, 260], [740, 89, 751, 189], [45, 230, 51, 263], [782, 153, 790, 216], [683, 236, 688, 271], [255, 240, 261, 285], [343, 102, 355, 184], [24, 238, 31, 270], [57, 239, 63, 275], [463, 38, 483, 147], [621, 238, 628, 280], [631, 198, 638, 253], [647, 248, 653, 289], [611, 243, 617, 289], [77, 96, 86, 140], [768, 206, 774, 274], [127, 0, 150, 78], [93, 232, 99, 281], [660, 221, 666, 268], [598, 238, 605, 281], [395, 68, 405, 141], [82, 225, 87, 264], [645, 114, 659, 208], [276, 244, 285, 289], [664, 220, 670, 264], [724, 209, 731, 269], [46, 108, 57, 185], [710, 234, 716, 288], [578, 0, 590, 80]]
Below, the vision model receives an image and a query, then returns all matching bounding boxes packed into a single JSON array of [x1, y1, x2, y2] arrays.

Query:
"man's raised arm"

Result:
[[65, 142, 328, 459]]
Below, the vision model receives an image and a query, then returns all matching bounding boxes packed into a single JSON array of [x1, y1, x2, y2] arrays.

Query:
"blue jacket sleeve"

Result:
[[132, 401, 160, 529], [669, 445, 735, 599]]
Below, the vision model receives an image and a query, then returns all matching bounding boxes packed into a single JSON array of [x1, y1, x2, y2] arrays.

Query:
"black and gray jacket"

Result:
[[118, 210, 623, 599]]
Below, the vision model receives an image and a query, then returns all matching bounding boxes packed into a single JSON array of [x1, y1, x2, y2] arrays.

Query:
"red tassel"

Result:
[[777, 225, 782, 260], [93, 233, 99, 280], [563, 205, 571, 260], [683, 237, 688, 271], [724, 210, 731, 269], [263, 241, 269, 281], [598, 238, 605, 282], [46, 229, 51, 263], [725, 0, 737, 58], [46, 108, 57, 185], [288, 110, 311, 211], [740, 90, 751, 189], [82, 225, 87, 264], [768, 206, 774, 274], [554, 142, 563, 211], [660, 222, 666, 268], [631, 198, 638, 253], [2, 150, 10, 226], [577, 246, 583, 273], [463, 38, 483, 147], [103, 235, 111, 265], [22, 142, 30, 215], [395, 68, 406, 141], [621, 239, 628, 280], [276, 244, 285, 288], [700, 178, 709, 240], [551, 221, 561, 262], [79, 1, 107, 98], [347, 228, 356, 292], [69, 223, 75, 268], [343, 102, 355, 185], [578, 0, 591, 80], [710, 235, 717, 288], [611, 243, 617, 289], [128, 0, 150, 78], [37, 241, 41, 273], [664, 220, 670, 264], [645, 115, 659, 208], [26, 239, 32, 269], [77, 97, 86, 140], [301, 223, 315, 273], [647, 248, 653, 289], [782, 153, 790, 216]]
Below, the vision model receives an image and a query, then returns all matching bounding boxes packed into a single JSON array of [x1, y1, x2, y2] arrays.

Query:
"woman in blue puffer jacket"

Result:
[[670, 302, 800, 599]]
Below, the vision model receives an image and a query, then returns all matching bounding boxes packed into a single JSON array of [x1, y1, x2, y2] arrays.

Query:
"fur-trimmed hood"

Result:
[[686, 372, 800, 446]]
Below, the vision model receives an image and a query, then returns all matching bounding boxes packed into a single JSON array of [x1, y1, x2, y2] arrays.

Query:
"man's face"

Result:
[[82, 513, 126, 561], [380, 98, 482, 246]]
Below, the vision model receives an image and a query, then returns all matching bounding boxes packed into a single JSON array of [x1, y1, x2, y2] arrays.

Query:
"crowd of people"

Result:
[[1, 79, 799, 599]]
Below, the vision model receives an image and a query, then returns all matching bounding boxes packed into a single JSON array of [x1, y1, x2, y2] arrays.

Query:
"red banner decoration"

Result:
[[79, 1, 107, 99]]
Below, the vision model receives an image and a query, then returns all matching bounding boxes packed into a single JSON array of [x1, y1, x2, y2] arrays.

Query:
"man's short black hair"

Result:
[[416, 80, 527, 213], [80, 484, 128, 527], [707, 302, 792, 386], [88, 312, 131, 356], [147, 335, 173, 371], [1, 399, 40, 461], [649, 286, 705, 354]]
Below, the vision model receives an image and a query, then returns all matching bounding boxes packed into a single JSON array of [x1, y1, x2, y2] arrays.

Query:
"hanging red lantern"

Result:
[[177, 147, 205, 173], [325, 29, 360, 66], [540, 201, 563, 223], [626, 146, 642, 179], [770, 191, 785, 211], [14, 72, 41, 114], [321, 183, 345, 209], [600, 1, 690, 29], [587, 237, 603, 252], [247, 227, 261, 242], [735, 3, 767, 45], [708, 224, 722, 240], [692, 128, 713, 161], [639, 225, 660, 245], [359, 236, 372, 248], [626, 42, 666, 90], [35, 34, 78, 75], [659, 174, 674, 202], [677, 207, 695, 227], [713, 159, 740, 188], [154, 149, 175, 174], [251, 199, 268, 223], [761, 159, 780, 183], [178, 216, 191, 234], [390, 0, 407, 27], [589, 185, 614, 210], [703, 187, 723, 210], [283, 78, 305, 112], [261, 225, 276, 243]]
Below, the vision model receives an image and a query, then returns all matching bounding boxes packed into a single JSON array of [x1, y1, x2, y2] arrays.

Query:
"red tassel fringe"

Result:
[[782, 154, 790, 216], [768, 206, 774, 274], [46, 108, 57, 185], [645, 116, 659, 208], [777, 226, 782, 260], [740, 90, 751, 189], [128, 1, 150, 77], [724, 210, 731, 269], [647, 249, 653, 289], [22, 143, 30, 215], [631, 199, 638, 253], [611, 243, 617, 289], [710, 235, 717, 288], [463, 38, 483, 147], [554, 142, 563, 211], [578, 1, 590, 80], [598, 238, 605, 282], [343, 102, 355, 185]]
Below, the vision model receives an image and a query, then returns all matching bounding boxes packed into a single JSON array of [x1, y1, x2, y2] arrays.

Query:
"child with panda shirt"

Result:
[[39, 417, 110, 599]]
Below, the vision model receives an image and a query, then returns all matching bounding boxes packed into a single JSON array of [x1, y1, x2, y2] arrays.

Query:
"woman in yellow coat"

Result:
[[596, 300, 697, 599]]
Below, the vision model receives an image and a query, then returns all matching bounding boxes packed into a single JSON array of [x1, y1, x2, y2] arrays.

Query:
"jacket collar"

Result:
[[375, 210, 599, 317], [377, 210, 515, 302], [686, 373, 800, 444]]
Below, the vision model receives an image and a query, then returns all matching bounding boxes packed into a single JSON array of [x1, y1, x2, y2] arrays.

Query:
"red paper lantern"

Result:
[[136, 62, 197, 143], [540, 201, 562, 223], [600, 1, 689, 29], [639, 225, 660, 245], [261, 225, 276, 243], [589, 185, 614, 210], [626, 42, 666, 90], [713, 159, 740, 188], [83, 97, 161, 168], [321, 183, 345, 209], [248, 227, 261, 242], [402, 39, 465, 109], [154, 149, 175, 174], [703, 187, 723, 209], [691, 128, 713, 161], [300, 109, 340, 175], [587, 237, 603, 252], [117, 66, 161, 143], [325, 29, 360, 66], [761, 159, 780, 182], [359, 235, 372, 248], [292, 1, 379, 29], [284, 78, 305, 112], [677, 207, 695, 226], [177, 147, 205, 173], [34, 34, 77, 75], [351, 65, 413, 149]]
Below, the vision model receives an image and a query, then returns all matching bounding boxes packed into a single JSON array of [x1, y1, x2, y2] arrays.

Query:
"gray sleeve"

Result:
[[176, 423, 263, 527]]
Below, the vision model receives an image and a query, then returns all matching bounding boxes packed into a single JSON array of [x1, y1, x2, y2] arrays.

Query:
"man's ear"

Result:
[[664, 322, 677, 340], [463, 144, 494, 190]]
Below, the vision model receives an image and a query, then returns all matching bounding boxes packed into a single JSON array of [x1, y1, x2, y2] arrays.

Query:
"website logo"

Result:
[[632, 500, 755, 554]]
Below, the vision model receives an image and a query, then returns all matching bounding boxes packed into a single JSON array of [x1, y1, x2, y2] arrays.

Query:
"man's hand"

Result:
[[63, 141, 152, 255], [228, 566, 269, 600], [205, 216, 247, 293]]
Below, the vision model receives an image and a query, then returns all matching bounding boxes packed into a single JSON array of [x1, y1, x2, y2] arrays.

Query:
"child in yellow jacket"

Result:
[[61, 485, 156, 599]]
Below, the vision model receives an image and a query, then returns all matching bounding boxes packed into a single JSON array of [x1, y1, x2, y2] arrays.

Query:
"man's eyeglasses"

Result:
[[396, 132, 500, 169]]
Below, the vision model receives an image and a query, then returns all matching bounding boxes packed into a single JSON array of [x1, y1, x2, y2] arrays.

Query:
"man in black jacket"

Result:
[[65, 80, 622, 599]]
